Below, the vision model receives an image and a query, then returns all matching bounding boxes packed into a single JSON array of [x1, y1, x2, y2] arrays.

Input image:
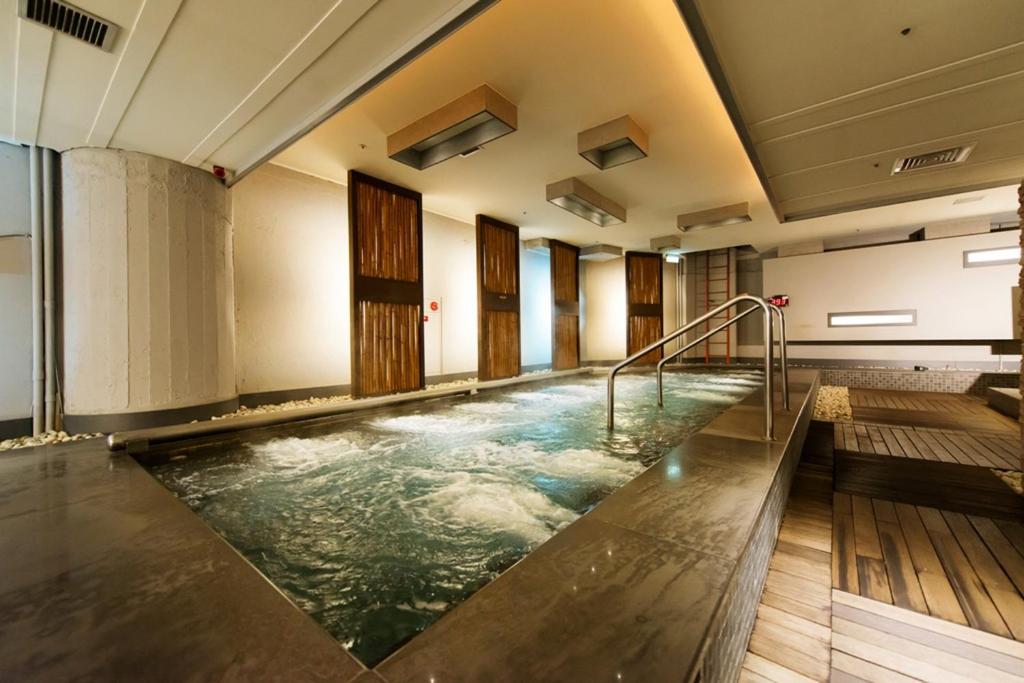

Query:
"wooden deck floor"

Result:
[[834, 422, 1021, 471], [745, 391, 1024, 682], [833, 493, 1024, 641], [831, 590, 1024, 682], [848, 388, 1019, 435]]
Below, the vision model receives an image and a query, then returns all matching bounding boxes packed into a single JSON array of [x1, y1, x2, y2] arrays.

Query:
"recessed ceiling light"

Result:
[[546, 178, 626, 227], [677, 202, 750, 232], [387, 85, 517, 170], [577, 115, 649, 170], [579, 244, 623, 261]]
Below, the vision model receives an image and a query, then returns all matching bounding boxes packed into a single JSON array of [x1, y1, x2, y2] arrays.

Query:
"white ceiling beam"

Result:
[[87, 0, 185, 148], [12, 19, 52, 145], [182, 0, 378, 168]]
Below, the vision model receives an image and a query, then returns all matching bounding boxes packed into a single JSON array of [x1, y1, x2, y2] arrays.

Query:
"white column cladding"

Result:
[[62, 148, 236, 417]]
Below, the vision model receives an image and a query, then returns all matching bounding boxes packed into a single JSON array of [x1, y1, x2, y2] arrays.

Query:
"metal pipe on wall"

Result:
[[42, 149, 56, 432], [29, 146, 44, 436]]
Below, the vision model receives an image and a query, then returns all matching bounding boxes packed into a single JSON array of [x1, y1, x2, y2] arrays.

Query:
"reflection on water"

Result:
[[148, 369, 761, 665]]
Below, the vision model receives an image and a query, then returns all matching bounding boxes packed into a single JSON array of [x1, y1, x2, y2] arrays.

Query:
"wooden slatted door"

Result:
[[477, 215, 521, 380], [550, 239, 580, 370], [625, 251, 664, 365], [348, 171, 424, 397]]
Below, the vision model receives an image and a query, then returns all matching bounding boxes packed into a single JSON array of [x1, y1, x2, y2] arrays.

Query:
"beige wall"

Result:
[[62, 148, 236, 415], [232, 164, 553, 395], [0, 143, 30, 423], [762, 230, 1022, 367], [580, 257, 679, 362]]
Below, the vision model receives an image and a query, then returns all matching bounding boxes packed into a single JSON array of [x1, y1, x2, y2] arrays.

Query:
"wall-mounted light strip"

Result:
[[828, 310, 917, 328], [963, 246, 1020, 268]]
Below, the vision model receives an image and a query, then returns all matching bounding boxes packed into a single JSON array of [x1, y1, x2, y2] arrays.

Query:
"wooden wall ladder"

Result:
[[700, 248, 732, 363]]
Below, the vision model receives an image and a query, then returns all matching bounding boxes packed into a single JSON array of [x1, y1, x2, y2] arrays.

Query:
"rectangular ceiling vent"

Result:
[[18, 0, 119, 52], [891, 144, 974, 175]]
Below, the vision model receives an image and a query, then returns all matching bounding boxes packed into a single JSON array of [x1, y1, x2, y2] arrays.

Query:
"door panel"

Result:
[[550, 239, 580, 370], [349, 171, 424, 397], [477, 215, 521, 380], [625, 251, 663, 365]]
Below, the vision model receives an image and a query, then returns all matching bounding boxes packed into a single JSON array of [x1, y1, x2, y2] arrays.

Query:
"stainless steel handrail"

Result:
[[769, 303, 789, 411], [655, 305, 760, 407], [607, 293, 774, 438]]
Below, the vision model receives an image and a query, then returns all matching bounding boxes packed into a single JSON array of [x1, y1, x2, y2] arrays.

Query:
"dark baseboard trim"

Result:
[[0, 418, 32, 440], [64, 397, 240, 434], [689, 356, 1021, 372]]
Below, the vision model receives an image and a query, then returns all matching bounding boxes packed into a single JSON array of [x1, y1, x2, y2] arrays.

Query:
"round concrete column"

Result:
[[61, 149, 237, 432]]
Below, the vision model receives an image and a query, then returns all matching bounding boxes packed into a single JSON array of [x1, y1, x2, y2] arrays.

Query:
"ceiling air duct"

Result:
[[577, 115, 649, 170], [546, 177, 626, 227], [387, 84, 517, 170], [18, 0, 119, 51], [677, 202, 750, 232]]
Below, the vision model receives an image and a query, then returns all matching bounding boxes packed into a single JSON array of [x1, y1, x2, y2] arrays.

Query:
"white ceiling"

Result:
[[0, 0, 490, 175], [689, 0, 1024, 221], [2, 0, 1019, 254], [272, 0, 1022, 253]]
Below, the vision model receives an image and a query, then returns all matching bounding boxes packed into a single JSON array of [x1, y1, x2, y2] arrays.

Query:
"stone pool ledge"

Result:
[[0, 368, 818, 682]]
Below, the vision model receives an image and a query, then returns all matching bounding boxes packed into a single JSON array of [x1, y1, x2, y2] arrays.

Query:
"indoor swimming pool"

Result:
[[146, 369, 763, 665]]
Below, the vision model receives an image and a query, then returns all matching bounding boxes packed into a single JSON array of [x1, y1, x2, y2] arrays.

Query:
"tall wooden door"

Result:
[[550, 239, 580, 370], [625, 251, 664, 365], [477, 215, 521, 380], [349, 171, 424, 397]]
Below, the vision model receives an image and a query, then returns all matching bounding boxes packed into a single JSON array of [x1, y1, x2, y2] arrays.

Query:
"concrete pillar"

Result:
[[61, 149, 237, 432], [1019, 180, 1023, 467]]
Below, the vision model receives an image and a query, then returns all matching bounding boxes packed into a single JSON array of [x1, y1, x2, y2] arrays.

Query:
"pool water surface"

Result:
[[147, 369, 762, 665]]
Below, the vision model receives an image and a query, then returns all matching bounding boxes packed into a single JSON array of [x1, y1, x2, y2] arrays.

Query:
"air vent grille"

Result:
[[18, 0, 119, 52], [891, 144, 974, 175]]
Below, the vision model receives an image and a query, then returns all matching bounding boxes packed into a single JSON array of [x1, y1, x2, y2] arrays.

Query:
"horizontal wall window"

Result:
[[963, 245, 1020, 267], [828, 310, 917, 328]]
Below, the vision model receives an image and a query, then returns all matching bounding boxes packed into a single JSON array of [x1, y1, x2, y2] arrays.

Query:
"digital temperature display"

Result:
[[769, 294, 790, 307]]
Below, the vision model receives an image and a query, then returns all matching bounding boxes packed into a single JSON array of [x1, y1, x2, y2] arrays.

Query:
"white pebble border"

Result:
[[813, 385, 852, 422], [0, 431, 103, 452], [994, 469, 1023, 496], [0, 370, 558, 453]]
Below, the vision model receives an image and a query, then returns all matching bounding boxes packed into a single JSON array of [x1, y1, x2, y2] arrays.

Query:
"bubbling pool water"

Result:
[[148, 369, 760, 666]]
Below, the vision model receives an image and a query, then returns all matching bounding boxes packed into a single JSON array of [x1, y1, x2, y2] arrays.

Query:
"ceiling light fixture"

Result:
[[677, 202, 750, 232], [524, 238, 550, 254], [546, 177, 626, 227], [387, 85, 517, 170], [579, 244, 623, 261], [577, 115, 649, 170]]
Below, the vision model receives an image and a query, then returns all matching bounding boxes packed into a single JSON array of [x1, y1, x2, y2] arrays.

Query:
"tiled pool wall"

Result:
[[698, 380, 816, 683], [679, 360, 1018, 397], [817, 368, 1017, 396]]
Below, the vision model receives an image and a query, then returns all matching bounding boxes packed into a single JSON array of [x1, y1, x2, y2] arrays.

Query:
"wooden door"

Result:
[[625, 251, 663, 365], [477, 215, 521, 380], [349, 171, 424, 397], [550, 239, 580, 370]]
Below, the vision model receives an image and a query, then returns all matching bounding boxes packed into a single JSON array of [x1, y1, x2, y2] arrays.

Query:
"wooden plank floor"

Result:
[[834, 422, 1022, 471], [742, 426, 835, 683], [831, 590, 1024, 682], [848, 388, 1018, 435], [832, 493, 1024, 643]]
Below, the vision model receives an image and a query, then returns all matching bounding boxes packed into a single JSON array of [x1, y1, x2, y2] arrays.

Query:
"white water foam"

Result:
[[372, 413, 498, 434], [408, 472, 577, 544]]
